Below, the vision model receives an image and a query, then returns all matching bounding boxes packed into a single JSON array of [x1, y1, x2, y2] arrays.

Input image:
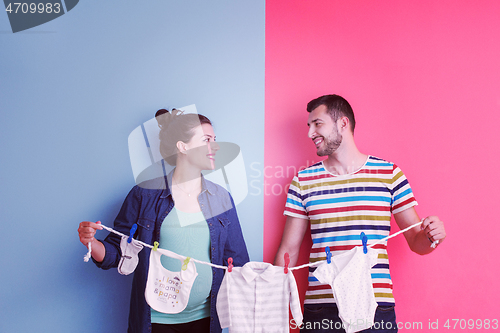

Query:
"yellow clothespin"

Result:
[[153, 241, 159, 251]]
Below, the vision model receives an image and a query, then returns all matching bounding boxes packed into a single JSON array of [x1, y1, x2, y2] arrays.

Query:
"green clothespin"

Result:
[[182, 257, 191, 271]]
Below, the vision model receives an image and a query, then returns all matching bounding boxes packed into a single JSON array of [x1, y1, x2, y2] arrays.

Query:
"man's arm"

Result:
[[394, 207, 447, 255], [274, 216, 309, 267]]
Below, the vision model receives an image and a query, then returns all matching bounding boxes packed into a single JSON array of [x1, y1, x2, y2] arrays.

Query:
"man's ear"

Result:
[[338, 116, 349, 132]]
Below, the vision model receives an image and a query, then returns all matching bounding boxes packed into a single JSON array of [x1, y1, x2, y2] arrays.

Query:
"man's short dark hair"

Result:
[[307, 94, 356, 133]]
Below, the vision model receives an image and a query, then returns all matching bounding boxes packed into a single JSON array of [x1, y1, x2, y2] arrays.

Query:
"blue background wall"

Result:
[[0, 1, 265, 332]]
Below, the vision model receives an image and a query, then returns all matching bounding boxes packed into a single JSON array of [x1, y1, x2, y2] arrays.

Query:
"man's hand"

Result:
[[421, 215, 446, 247]]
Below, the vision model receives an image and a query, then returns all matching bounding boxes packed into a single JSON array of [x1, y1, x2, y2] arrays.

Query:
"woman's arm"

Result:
[[78, 186, 142, 269], [78, 221, 105, 262], [223, 195, 250, 267]]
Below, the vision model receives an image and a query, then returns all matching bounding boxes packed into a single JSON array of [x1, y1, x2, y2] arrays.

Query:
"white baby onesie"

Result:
[[216, 262, 303, 333], [313, 246, 379, 333]]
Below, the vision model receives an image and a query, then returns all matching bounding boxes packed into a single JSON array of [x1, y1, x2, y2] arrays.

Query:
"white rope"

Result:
[[83, 241, 92, 262], [86, 221, 438, 270], [289, 261, 322, 271], [289, 220, 431, 270], [95, 224, 227, 270], [367, 221, 422, 248], [367, 220, 439, 248]]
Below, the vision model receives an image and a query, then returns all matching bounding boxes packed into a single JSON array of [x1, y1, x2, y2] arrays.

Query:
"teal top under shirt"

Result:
[[151, 207, 212, 324]]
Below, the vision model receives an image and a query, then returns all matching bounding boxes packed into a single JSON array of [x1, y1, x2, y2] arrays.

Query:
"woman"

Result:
[[78, 109, 249, 333]]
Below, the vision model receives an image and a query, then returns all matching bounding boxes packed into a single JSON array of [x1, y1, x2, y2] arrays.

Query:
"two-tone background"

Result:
[[1, 1, 499, 332]]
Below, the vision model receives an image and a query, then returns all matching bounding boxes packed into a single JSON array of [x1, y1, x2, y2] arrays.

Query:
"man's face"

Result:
[[307, 105, 342, 156]]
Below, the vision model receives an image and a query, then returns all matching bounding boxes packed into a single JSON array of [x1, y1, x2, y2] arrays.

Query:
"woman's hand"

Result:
[[78, 221, 105, 262], [78, 221, 103, 246]]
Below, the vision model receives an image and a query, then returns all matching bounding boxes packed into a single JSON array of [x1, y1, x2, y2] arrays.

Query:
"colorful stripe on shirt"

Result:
[[284, 156, 417, 306]]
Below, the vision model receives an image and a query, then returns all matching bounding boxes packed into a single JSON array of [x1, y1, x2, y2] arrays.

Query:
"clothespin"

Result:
[[325, 246, 332, 264], [360, 232, 368, 254], [128, 224, 138, 243], [182, 257, 191, 271], [153, 241, 159, 251], [227, 257, 233, 272], [284, 253, 290, 274]]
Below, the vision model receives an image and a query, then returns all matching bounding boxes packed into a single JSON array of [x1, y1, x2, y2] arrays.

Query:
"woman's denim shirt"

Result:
[[94, 172, 250, 333]]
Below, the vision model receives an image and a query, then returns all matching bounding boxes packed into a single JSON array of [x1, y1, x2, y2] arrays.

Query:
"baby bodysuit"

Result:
[[313, 246, 379, 333], [118, 236, 144, 275], [216, 262, 303, 333]]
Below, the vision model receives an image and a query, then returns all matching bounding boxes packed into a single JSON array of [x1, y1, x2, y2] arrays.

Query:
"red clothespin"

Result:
[[284, 253, 290, 274], [228, 257, 233, 272]]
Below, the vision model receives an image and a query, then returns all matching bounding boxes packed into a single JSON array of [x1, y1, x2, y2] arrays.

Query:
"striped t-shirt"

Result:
[[284, 156, 417, 306]]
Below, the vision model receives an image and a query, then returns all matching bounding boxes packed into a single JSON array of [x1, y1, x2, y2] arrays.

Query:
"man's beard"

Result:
[[317, 133, 342, 156]]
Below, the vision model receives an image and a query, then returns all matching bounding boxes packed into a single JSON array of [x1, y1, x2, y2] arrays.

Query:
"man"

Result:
[[274, 94, 446, 333]]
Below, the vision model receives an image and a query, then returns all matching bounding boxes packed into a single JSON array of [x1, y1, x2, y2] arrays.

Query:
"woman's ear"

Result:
[[176, 141, 188, 154]]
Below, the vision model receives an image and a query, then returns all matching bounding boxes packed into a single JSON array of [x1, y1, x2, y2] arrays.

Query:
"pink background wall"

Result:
[[264, 0, 500, 330]]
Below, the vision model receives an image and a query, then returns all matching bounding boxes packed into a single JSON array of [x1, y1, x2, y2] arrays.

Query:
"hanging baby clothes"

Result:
[[145, 248, 198, 314], [85, 221, 427, 330], [216, 262, 303, 333], [118, 236, 144, 275], [313, 246, 379, 333]]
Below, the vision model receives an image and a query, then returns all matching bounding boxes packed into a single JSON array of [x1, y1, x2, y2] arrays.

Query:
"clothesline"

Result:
[[84, 220, 436, 271], [368, 221, 422, 248], [370, 220, 439, 249], [288, 220, 429, 271], [84, 223, 227, 270]]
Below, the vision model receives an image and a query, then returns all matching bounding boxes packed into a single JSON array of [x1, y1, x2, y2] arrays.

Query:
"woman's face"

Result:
[[182, 123, 219, 170]]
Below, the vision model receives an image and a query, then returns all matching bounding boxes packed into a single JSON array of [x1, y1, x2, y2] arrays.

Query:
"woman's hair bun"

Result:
[[154, 107, 212, 166], [155, 108, 183, 129]]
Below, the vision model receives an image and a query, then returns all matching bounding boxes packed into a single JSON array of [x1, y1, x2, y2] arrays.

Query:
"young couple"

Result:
[[79, 95, 446, 333]]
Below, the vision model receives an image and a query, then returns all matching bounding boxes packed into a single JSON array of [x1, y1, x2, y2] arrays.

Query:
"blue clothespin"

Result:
[[325, 246, 332, 264], [360, 232, 368, 254], [128, 224, 138, 243]]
